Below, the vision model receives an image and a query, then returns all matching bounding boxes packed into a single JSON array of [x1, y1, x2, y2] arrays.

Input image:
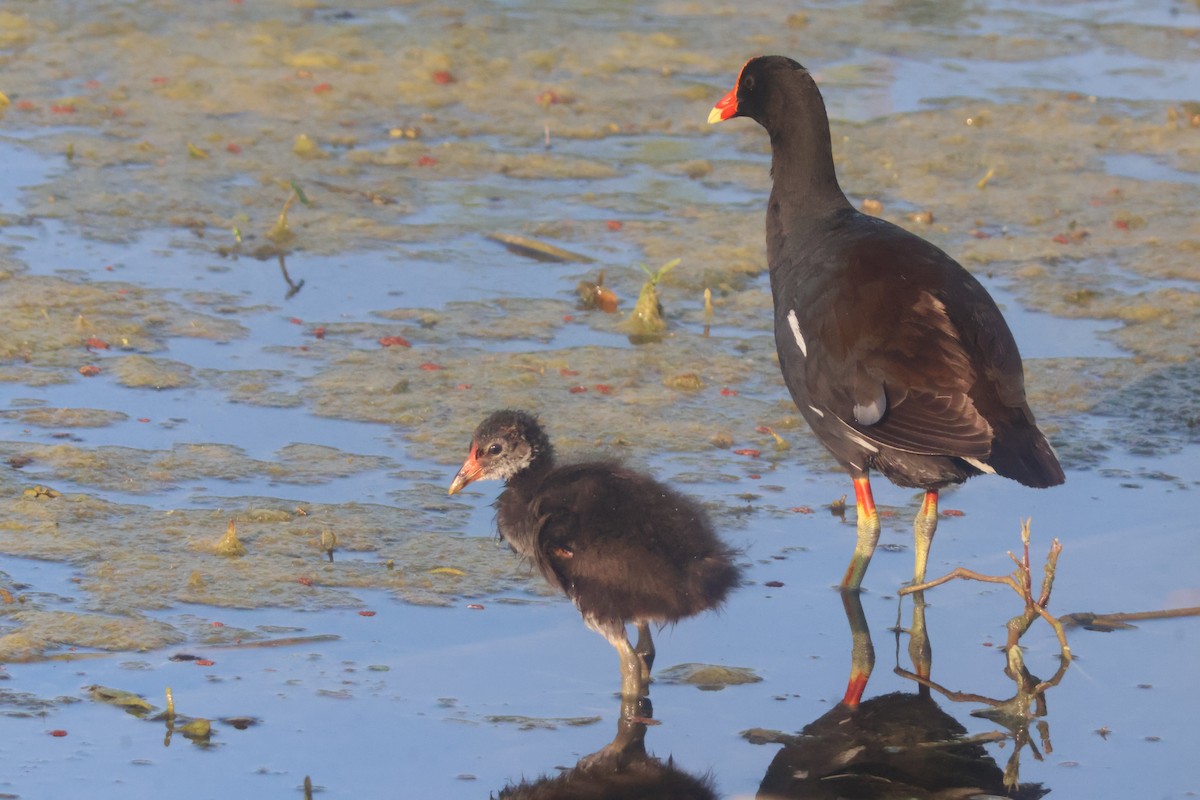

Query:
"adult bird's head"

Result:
[[707, 55, 846, 207], [707, 55, 814, 128]]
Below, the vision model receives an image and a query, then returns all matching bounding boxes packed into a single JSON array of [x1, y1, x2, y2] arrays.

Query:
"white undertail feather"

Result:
[[853, 390, 886, 426]]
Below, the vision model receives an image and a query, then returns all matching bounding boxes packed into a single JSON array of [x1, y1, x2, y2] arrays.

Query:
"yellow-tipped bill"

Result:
[[448, 447, 483, 495]]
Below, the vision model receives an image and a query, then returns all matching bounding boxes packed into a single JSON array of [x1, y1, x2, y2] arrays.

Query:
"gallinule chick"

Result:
[[709, 56, 1064, 590], [448, 410, 741, 699]]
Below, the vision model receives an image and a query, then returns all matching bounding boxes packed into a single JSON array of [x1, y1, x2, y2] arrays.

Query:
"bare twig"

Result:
[[899, 520, 1071, 661], [900, 566, 1010, 594]]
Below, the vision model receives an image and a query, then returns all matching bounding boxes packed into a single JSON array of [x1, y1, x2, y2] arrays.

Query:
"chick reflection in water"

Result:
[[449, 410, 741, 702], [756, 591, 1051, 799], [497, 698, 717, 800]]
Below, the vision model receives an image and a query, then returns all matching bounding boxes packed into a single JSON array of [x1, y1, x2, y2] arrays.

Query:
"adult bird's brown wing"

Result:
[[792, 227, 995, 460]]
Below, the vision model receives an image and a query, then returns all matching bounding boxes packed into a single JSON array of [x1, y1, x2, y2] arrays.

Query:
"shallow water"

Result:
[[1, 1, 1198, 798]]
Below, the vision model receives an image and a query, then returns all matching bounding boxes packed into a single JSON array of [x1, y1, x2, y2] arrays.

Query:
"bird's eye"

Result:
[[742, 75, 755, 93], [487, 443, 503, 456]]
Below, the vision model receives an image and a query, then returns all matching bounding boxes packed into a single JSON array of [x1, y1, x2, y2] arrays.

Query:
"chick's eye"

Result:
[[487, 443, 503, 456]]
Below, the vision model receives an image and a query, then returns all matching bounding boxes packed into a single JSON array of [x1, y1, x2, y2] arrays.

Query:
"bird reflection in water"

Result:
[[756, 589, 1060, 799], [495, 696, 717, 800], [896, 598, 1070, 794]]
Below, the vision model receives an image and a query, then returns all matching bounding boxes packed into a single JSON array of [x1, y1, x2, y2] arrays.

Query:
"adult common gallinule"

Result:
[[709, 56, 1064, 590], [448, 410, 741, 699]]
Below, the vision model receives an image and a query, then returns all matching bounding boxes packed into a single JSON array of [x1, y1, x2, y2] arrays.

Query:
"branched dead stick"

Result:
[[1039, 540, 1062, 608], [1025, 598, 1071, 660], [899, 566, 1010, 594], [1008, 537, 1065, 646], [1012, 535, 1069, 660], [1018, 523, 1032, 600], [899, 521, 1071, 661]]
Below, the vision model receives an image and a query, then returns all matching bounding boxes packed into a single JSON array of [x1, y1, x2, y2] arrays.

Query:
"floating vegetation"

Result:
[[213, 519, 247, 558], [576, 270, 620, 312], [320, 529, 337, 563], [621, 258, 679, 343], [484, 714, 602, 731], [88, 685, 156, 717], [266, 181, 310, 245], [655, 663, 762, 691]]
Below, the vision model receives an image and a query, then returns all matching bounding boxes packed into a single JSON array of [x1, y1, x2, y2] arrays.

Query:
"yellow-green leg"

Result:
[[913, 490, 939, 585], [579, 696, 653, 768], [841, 475, 881, 591], [591, 618, 649, 702], [840, 589, 875, 707], [907, 589, 932, 682], [633, 620, 655, 684]]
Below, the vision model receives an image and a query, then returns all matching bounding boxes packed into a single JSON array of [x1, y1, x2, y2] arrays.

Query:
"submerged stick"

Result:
[[485, 232, 594, 263], [703, 288, 713, 336], [1060, 606, 1200, 630], [211, 634, 341, 650]]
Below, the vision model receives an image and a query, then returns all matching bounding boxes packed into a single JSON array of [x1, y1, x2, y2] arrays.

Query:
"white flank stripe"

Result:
[[786, 309, 807, 356], [845, 431, 879, 453], [964, 457, 996, 474]]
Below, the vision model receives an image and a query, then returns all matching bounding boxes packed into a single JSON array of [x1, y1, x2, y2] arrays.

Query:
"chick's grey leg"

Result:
[[586, 617, 649, 702]]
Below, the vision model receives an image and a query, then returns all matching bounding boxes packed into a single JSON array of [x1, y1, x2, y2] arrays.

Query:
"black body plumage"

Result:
[[466, 410, 740, 628], [449, 409, 741, 699], [725, 56, 1064, 491]]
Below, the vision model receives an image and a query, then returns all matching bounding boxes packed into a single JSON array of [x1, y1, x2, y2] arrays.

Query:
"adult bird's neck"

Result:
[[766, 116, 850, 220], [764, 108, 852, 272]]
